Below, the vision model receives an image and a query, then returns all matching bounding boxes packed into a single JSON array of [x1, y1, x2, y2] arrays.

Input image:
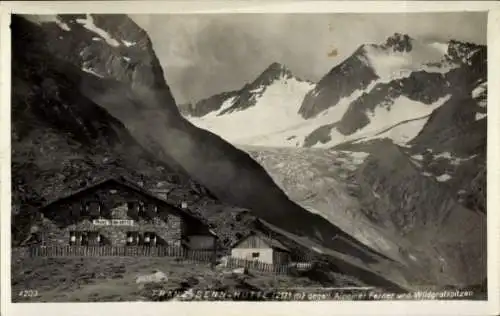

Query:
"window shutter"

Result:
[[76, 232, 83, 245], [69, 231, 76, 245], [127, 202, 138, 218], [81, 202, 89, 214], [126, 232, 134, 245], [81, 232, 89, 245]]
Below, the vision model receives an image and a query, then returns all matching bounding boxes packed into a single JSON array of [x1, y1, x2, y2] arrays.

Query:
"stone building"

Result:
[[230, 232, 290, 265], [28, 177, 216, 250]]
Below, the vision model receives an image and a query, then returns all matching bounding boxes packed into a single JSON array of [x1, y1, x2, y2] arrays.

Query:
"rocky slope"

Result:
[[11, 15, 258, 249], [242, 143, 486, 288], [12, 14, 420, 291]]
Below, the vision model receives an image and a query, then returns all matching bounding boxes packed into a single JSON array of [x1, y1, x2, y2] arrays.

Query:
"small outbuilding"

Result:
[[230, 232, 290, 265]]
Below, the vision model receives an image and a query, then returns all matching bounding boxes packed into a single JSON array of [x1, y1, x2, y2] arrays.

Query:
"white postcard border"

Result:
[[1, 1, 499, 316]]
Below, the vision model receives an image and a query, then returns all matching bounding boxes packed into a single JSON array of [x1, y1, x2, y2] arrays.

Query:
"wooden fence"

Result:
[[224, 258, 313, 275], [226, 256, 289, 275], [18, 245, 215, 261], [12, 246, 314, 275]]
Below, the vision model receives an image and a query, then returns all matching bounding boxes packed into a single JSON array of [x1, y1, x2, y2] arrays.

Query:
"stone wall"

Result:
[[40, 180, 184, 246], [40, 215, 182, 247]]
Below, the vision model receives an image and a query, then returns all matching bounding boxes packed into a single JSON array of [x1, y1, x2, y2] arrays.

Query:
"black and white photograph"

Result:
[[2, 2, 496, 311]]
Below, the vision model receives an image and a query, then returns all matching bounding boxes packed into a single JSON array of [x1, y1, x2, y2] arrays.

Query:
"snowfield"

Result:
[[188, 75, 315, 144], [360, 40, 457, 83], [194, 80, 380, 148], [75, 14, 121, 47], [187, 74, 451, 149], [472, 81, 487, 121], [350, 95, 451, 146]]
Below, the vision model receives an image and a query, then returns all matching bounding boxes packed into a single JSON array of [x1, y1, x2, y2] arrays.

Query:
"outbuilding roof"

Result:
[[231, 231, 290, 252]]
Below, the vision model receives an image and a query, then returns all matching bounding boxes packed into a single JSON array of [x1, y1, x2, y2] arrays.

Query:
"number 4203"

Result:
[[18, 289, 39, 297]]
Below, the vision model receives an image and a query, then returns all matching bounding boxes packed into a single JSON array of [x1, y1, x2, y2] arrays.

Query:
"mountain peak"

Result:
[[381, 33, 414, 52], [267, 61, 286, 70], [247, 62, 295, 87], [262, 62, 292, 77]]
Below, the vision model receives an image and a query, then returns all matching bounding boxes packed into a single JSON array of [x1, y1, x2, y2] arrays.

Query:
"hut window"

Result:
[[126, 231, 139, 246], [127, 201, 143, 211], [143, 232, 156, 246], [87, 231, 99, 245], [181, 201, 188, 209], [69, 231, 85, 245], [81, 202, 89, 215], [127, 201, 145, 218], [145, 204, 158, 216], [82, 201, 101, 216], [149, 204, 158, 213], [252, 252, 260, 258], [90, 202, 101, 217]]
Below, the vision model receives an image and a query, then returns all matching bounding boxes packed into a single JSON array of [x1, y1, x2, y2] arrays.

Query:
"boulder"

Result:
[[135, 270, 168, 284]]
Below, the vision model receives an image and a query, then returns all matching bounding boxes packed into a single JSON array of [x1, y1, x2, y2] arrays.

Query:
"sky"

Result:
[[130, 12, 487, 105]]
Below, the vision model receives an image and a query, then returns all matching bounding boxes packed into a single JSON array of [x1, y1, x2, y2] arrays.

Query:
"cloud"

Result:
[[131, 12, 487, 104]]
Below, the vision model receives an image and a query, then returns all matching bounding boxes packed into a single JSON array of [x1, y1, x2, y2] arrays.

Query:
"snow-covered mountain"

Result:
[[184, 62, 315, 145], [182, 33, 486, 150]]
